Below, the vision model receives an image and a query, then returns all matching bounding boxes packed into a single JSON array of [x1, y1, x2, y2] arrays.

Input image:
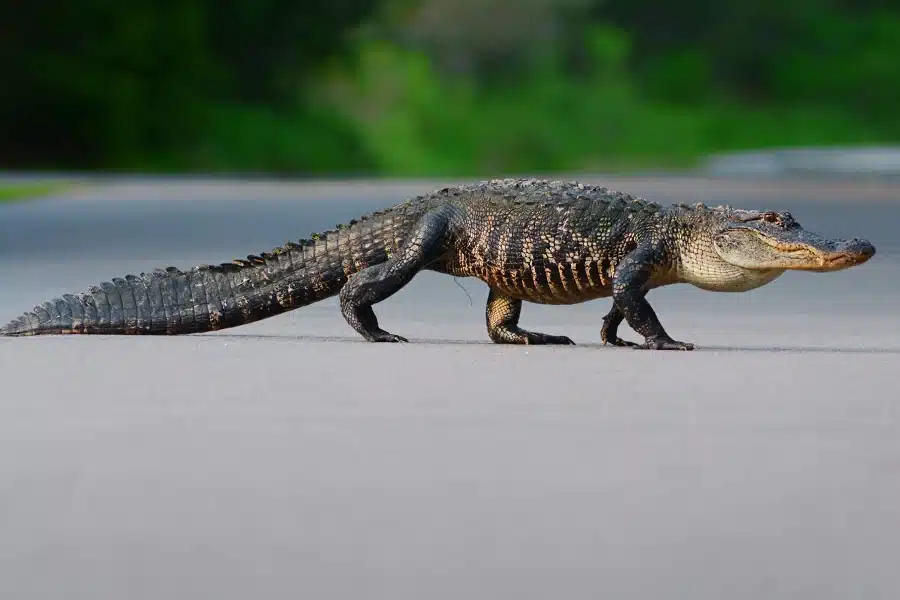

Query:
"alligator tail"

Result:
[[1, 210, 407, 336]]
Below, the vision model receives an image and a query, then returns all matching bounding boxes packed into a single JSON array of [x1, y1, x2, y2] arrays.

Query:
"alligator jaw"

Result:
[[757, 232, 876, 272], [713, 223, 876, 273]]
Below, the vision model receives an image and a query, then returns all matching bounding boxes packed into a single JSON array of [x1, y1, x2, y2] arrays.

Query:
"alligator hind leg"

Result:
[[486, 289, 575, 345], [340, 210, 450, 342]]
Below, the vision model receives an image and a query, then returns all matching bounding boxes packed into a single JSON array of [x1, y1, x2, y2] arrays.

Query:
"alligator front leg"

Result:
[[612, 244, 694, 351], [600, 304, 639, 347], [339, 209, 450, 342], [485, 289, 575, 345]]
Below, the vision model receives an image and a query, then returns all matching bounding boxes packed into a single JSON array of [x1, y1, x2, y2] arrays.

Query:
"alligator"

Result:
[[0, 178, 876, 349]]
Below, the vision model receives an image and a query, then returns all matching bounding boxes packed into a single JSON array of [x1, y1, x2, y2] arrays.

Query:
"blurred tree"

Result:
[[2, 0, 898, 173], [771, 11, 900, 118], [0, 0, 378, 169], [594, 0, 900, 113], [365, 0, 595, 82], [207, 0, 381, 104]]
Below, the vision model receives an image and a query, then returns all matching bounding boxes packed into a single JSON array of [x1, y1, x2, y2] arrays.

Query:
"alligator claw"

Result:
[[600, 309, 639, 347], [371, 332, 409, 343], [527, 333, 576, 345], [633, 338, 694, 351], [602, 336, 640, 347]]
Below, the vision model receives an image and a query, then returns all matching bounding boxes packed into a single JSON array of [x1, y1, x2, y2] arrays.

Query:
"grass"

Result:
[[0, 181, 76, 204]]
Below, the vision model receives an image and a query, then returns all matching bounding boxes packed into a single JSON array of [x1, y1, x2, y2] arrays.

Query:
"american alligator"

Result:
[[0, 178, 876, 349]]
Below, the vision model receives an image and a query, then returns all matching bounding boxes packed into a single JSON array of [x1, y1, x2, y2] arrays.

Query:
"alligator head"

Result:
[[712, 209, 875, 272], [678, 206, 876, 292]]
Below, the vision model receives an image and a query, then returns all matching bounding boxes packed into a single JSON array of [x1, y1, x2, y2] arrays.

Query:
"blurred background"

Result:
[[1, 0, 899, 179]]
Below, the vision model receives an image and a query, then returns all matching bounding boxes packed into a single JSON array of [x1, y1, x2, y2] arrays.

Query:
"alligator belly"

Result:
[[476, 263, 614, 305]]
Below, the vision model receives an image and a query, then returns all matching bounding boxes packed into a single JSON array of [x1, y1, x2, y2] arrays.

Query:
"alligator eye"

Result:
[[762, 211, 779, 223]]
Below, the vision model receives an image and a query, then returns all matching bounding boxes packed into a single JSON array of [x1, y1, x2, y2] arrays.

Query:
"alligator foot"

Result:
[[485, 288, 575, 345], [522, 332, 576, 345], [492, 329, 576, 345], [600, 304, 640, 347], [605, 336, 640, 348], [369, 331, 409, 343], [613, 245, 695, 352], [633, 336, 695, 351]]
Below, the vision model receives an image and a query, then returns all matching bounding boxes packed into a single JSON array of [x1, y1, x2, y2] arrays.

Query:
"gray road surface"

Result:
[[1, 177, 899, 600]]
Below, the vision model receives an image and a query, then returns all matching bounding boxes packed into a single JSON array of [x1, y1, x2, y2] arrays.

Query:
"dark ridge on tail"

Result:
[[0, 211, 403, 336], [0, 256, 340, 337]]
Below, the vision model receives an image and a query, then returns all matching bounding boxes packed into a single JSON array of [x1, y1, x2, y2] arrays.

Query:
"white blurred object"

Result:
[[703, 147, 900, 178]]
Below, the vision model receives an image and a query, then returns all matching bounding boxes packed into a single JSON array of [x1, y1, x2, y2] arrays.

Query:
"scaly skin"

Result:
[[1, 178, 877, 349], [0, 199, 428, 336]]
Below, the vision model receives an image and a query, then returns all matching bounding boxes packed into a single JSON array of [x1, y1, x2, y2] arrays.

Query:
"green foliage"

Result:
[[174, 104, 377, 174], [0, 182, 75, 204], [772, 12, 900, 120], [323, 26, 641, 175], [599, 0, 900, 116], [0, 0, 898, 175], [0, 0, 379, 171], [0, 2, 218, 168], [322, 25, 894, 176], [640, 51, 714, 105]]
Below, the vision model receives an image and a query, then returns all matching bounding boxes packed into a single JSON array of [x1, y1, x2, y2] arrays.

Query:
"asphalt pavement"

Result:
[[1, 176, 899, 600]]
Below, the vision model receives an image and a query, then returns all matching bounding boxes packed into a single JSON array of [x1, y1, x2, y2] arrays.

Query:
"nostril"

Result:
[[838, 238, 875, 258], [853, 239, 876, 256]]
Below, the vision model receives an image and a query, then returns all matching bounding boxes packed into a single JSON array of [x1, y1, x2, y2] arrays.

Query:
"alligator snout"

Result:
[[815, 237, 876, 270], [840, 238, 876, 259]]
